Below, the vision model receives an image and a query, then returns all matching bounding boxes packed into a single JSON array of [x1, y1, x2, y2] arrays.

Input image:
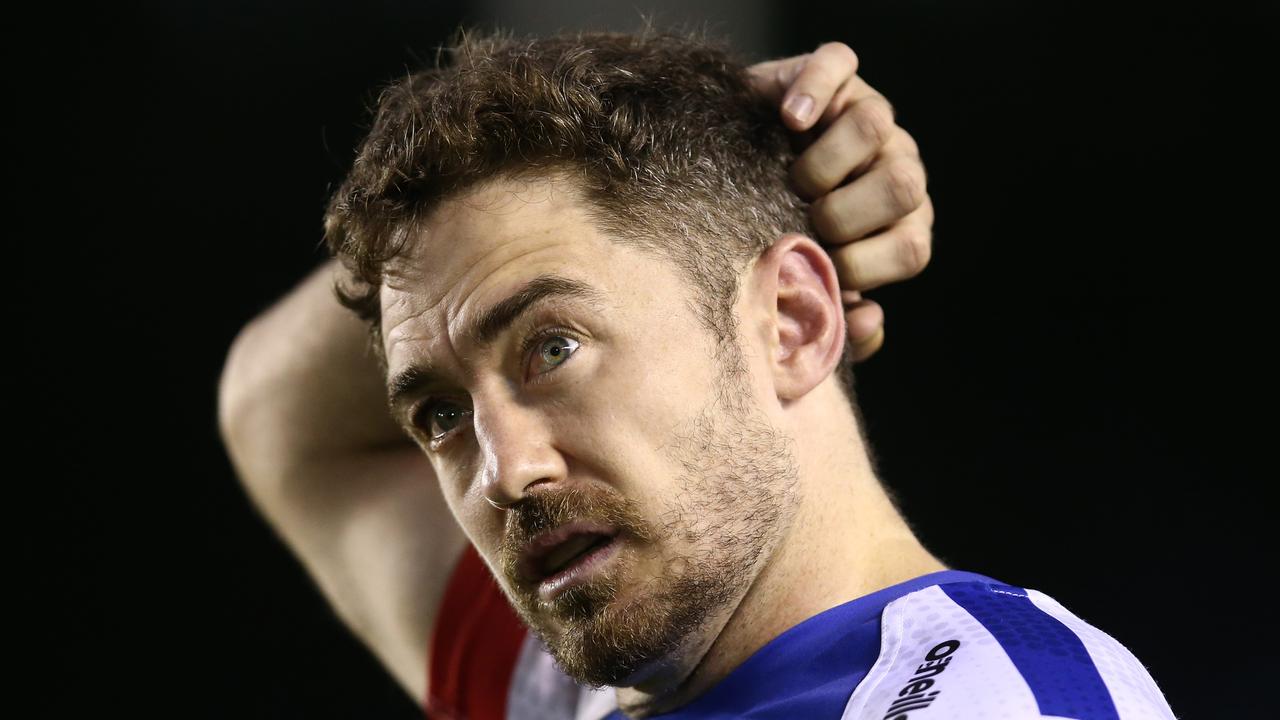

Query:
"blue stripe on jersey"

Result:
[[602, 570, 1000, 720], [940, 583, 1120, 720]]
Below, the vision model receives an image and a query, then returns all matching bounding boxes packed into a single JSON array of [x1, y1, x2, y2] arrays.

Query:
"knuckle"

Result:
[[893, 127, 921, 158], [832, 247, 865, 289], [817, 41, 859, 69], [806, 43, 858, 86], [853, 98, 894, 149], [881, 94, 897, 121], [811, 194, 855, 242], [776, 58, 798, 88], [884, 159, 926, 215], [896, 225, 933, 276], [795, 146, 844, 195], [921, 194, 936, 225]]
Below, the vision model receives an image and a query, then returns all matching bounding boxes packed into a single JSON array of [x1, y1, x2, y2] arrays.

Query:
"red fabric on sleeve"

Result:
[[426, 543, 529, 720]]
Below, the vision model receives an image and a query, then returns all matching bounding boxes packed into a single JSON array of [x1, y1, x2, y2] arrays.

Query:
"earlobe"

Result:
[[760, 234, 847, 401]]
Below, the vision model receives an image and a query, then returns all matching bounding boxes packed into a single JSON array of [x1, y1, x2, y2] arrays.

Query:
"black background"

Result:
[[28, 1, 1274, 717]]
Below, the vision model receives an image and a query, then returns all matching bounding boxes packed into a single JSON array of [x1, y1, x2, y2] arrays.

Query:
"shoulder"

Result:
[[840, 580, 1178, 720]]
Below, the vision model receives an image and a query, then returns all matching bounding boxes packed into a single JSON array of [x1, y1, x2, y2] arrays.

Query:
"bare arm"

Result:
[[217, 259, 466, 702]]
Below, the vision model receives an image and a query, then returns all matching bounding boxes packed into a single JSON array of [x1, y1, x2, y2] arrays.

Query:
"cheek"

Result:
[[547, 332, 714, 505], [572, 338, 698, 440]]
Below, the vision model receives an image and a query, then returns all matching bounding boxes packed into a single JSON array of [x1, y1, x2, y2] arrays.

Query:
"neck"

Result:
[[615, 381, 947, 718]]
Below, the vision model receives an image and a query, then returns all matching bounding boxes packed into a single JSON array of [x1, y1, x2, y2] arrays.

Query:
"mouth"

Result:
[[518, 522, 622, 601]]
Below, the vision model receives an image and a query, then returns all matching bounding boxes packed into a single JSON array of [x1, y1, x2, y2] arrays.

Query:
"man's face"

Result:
[[381, 176, 799, 687]]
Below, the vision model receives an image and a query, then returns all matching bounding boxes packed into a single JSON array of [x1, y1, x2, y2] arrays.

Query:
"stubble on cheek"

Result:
[[484, 362, 800, 690]]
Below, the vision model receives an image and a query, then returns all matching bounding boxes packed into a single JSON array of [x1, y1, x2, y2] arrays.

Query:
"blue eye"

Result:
[[415, 329, 581, 448], [535, 335, 579, 372]]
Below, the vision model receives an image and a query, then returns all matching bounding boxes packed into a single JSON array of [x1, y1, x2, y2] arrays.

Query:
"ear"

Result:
[[751, 233, 848, 401]]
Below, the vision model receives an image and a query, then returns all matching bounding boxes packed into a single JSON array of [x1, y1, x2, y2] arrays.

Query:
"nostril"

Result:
[[523, 477, 556, 493]]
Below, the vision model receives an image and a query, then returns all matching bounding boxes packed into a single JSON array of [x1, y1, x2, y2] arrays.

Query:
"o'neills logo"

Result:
[[881, 639, 960, 719]]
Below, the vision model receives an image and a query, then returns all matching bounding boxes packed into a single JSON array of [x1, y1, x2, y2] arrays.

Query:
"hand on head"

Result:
[[749, 43, 935, 362]]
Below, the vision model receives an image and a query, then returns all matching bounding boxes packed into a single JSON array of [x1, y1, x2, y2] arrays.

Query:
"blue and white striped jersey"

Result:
[[431, 559, 1176, 720]]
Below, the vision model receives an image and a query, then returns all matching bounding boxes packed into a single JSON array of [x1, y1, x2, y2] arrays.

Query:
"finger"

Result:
[[746, 55, 807, 102], [790, 93, 897, 200], [849, 328, 885, 363], [780, 42, 860, 132], [844, 300, 885, 362], [810, 151, 929, 244], [816, 74, 894, 128], [844, 298, 884, 344], [825, 199, 934, 291]]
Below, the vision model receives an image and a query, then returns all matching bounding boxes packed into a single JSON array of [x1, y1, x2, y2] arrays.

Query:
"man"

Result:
[[218, 30, 1174, 720]]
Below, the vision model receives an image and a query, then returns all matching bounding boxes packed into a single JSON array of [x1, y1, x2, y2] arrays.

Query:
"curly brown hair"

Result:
[[323, 27, 858, 405]]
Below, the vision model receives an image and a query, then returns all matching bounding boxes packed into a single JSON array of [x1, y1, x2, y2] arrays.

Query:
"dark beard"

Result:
[[540, 542, 744, 687], [497, 484, 689, 687], [496, 366, 798, 688]]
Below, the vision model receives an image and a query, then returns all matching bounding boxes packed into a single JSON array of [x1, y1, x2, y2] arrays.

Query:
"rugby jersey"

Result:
[[426, 546, 1175, 720]]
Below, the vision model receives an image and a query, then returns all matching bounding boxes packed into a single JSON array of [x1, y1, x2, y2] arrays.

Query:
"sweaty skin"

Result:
[[379, 175, 945, 717]]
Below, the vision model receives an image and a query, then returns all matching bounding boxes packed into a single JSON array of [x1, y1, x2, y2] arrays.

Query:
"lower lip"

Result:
[[538, 536, 621, 602]]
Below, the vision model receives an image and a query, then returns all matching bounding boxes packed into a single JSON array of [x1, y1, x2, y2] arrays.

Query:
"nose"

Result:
[[473, 395, 566, 509]]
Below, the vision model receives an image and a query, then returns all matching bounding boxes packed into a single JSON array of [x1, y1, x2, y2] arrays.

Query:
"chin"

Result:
[[533, 587, 707, 690], [561, 590, 735, 704]]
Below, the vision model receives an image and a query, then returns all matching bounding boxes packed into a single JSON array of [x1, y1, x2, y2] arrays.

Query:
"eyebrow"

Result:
[[386, 274, 605, 421]]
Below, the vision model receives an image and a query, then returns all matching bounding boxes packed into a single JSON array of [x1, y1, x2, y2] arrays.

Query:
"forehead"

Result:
[[379, 175, 688, 373]]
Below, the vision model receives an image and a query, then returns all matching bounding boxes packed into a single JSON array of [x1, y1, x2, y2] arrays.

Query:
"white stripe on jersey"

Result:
[[1026, 590, 1175, 720], [842, 584, 1046, 719], [841, 584, 1176, 720]]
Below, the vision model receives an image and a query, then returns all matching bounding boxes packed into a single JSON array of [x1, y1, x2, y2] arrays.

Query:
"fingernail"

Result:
[[784, 94, 814, 124]]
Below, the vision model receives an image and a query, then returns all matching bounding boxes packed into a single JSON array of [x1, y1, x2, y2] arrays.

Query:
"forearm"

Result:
[[217, 257, 421, 617], [217, 260, 464, 701], [218, 259, 409, 478]]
